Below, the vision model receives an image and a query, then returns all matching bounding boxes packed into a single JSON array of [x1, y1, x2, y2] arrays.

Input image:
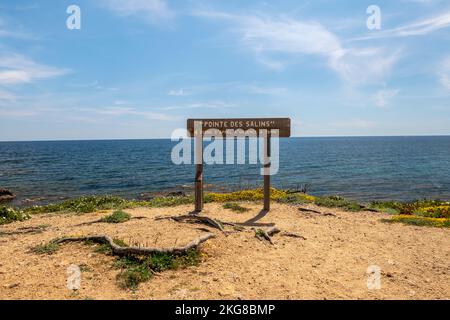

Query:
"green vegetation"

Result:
[[86, 237, 200, 290], [100, 210, 131, 223], [276, 193, 317, 205], [147, 196, 193, 208], [314, 195, 363, 212], [0, 206, 30, 225], [381, 215, 450, 228], [276, 193, 363, 212], [255, 228, 266, 238], [31, 241, 60, 255], [24, 195, 138, 214], [114, 249, 200, 290], [32, 236, 201, 290], [17, 195, 192, 217], [375, 199, 450, 228], [223, 202, 250, 213], [1, 188, 447, 229], [205, 188, 288, 202], [93, 238, 128, 255]]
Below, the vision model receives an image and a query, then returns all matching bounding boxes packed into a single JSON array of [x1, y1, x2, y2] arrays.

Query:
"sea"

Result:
[[1, 136, 449, 206]]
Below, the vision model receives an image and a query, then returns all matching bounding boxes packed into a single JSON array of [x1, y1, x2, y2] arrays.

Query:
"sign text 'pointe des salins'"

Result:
[[186, 117, 291, 212]]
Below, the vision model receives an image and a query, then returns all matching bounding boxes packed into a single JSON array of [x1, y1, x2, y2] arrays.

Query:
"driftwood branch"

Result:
[[255, 227, 281, 245], [281, 232, 307, 240], [52, 233, 215, 256], [155, 215, 225, 232], [0, 226, 48, 237], [298, 207, 336, 217], [298, 207, 321, 214]]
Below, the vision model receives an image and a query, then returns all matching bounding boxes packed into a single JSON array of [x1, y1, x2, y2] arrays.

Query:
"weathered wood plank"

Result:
[[187, 118, 291, 137]]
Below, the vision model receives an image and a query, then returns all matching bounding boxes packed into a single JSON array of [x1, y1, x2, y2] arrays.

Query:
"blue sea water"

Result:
[[0, 136, 449, 205]]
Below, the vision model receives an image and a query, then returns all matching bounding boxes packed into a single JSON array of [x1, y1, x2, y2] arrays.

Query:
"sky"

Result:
[[0, 0, 450, 141]]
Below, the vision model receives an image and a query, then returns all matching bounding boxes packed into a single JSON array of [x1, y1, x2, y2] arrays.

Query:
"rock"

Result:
[[0, 189, 15, 202], [166, 191, 186, 197]]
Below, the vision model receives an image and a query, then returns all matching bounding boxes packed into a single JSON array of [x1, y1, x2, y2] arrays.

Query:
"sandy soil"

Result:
[[0, 202, 449, 300]]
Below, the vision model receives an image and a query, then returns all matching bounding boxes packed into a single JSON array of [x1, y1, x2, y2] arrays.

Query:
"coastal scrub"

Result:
[[100, 210, 131, 223], [0, 206, 30, 225], [223, 202, 250, 213]]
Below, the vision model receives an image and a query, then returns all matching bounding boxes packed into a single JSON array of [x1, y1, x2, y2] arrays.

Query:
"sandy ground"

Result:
[[0, 202, 449, 300]]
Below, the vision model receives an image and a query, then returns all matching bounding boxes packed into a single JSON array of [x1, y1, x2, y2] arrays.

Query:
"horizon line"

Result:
[[1, 134, 450, 143]]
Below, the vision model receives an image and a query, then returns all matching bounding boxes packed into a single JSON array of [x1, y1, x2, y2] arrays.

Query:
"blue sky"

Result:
[[0, 0, 449, 140]]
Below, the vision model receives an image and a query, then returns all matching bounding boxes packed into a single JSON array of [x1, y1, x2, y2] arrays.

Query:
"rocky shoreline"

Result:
[[0, 189, 15, 202]]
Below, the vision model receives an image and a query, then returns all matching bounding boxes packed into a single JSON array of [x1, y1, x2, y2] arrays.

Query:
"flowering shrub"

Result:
[[204, 188, 288, 202], [0, 206, 30, 225], [414, 205, 450, 219], [385, 215, 450, 228]]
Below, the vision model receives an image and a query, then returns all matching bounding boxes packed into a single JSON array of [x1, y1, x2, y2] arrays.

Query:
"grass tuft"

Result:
[[114, 249, 200, 290], [31, 241, 59, 255], [313, 196, 363, 212], [100, 210, 131, 223], [277, 193, 317, 205], [24, 195, 139, 214], [223, 202, 250, 213]]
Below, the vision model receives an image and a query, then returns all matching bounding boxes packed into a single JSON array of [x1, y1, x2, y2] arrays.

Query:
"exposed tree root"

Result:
[[281, 232, 307, 240], [0, 225, 48, 237], [52, 233, 215, 256], [298, 208, 321, 214], [265, 227, 281, 237], [155, 215, 226, 232], [360, 206, 379, 213], [255, 227, 281, 245], [298, 207, 336, 217], [323, 213, 336, 217], [73, 216, 147, 227]]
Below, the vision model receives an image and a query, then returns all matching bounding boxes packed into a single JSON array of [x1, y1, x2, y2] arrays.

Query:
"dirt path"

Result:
[[0, 203, 449, 300]]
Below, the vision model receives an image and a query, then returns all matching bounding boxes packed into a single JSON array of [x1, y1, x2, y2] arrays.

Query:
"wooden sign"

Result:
[[187, 118, 291, 137], [187, 118, 291, 213]]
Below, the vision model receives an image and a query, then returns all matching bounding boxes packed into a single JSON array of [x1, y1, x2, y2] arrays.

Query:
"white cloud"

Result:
[[440, 74, 450, 90], [158, 100, 234, 111], [0, 108, 38, 117], [100, 0, 174, 23], [168, 88, 185, 96], [114, 100, 129, 105], [0, 16, 36, 39], [96, 106, 177, 121], [247, 85, 287, 95], [0, 54, 68, 85], [194, 11, 398, 84], [372, 89, 400, 108], [0, 89, 16, 101], [438, 57, 450, 90], [353, 11, 450, 40]]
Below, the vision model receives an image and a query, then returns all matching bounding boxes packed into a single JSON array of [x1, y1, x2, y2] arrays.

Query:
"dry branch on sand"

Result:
[[281, 232, 307, 240], [52, 233, 215, 256], [155, 215, 227, 232], [0, 225, 49, 236], [298, 207, 336, 217], [156, 214, 303, 245], [255, 227, 281, 245]]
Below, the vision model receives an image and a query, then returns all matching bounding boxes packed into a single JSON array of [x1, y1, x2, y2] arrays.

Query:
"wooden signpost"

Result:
[[187, 118, 291, 213]]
